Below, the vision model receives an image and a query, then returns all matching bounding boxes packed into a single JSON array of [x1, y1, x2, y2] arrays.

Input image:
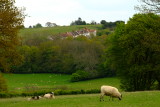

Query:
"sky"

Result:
[[15, 0, 140, 27]]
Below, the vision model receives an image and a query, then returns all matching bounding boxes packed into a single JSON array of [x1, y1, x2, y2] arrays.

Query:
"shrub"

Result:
[[71, 70, 89, 82]]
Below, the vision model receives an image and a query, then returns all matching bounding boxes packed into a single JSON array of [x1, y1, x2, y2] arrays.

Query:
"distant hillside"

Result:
[[19, 25, 102, 38]]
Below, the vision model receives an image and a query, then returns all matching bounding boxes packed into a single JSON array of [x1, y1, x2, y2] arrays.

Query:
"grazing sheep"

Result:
[[27, 96, 42, 101], [43, 92, 55, 99], [100, 85, 122, 101]]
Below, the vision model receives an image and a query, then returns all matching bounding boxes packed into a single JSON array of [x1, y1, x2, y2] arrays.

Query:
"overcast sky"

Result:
[[15, 0, 140, 27]]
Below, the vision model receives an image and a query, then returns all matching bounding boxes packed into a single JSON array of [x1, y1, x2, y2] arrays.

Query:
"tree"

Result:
[[100, 20, 107, 24], [33, 23, 42, 28], [90, 20, 97, 25], [29, 26, 32, 28], [70, 17, 86, 25], [135, 0, 160, 13], [0, 0, 25, 92], [0, 0, 25, 72], [45, 22, 57, 27], [105, 13, 160, 91], [101, 20, 124, 29]]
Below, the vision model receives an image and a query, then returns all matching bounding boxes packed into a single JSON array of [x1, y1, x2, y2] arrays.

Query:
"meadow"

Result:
[[3, 73, 120, 92], [0, 91, 160, 107], [1, 74, 160, 107]]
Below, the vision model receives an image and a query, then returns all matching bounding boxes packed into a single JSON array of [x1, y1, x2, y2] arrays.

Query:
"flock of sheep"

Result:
[[28, 85, 122, 101], [28, 92, 55, 101]]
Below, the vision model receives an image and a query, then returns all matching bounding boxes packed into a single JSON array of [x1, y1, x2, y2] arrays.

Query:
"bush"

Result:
[[71, 70, 89, 82]]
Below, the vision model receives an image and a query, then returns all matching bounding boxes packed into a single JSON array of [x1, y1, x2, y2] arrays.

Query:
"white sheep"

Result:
[[100, 85, 122, 101], [43, 92, 55, 99]]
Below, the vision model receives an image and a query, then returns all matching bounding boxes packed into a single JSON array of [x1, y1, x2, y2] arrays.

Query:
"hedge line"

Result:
[[0, 89, 100, 98]]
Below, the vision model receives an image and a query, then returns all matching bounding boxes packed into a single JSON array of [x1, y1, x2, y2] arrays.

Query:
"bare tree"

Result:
[[135, 0, 160, 13], [45, 22, 57, 27]]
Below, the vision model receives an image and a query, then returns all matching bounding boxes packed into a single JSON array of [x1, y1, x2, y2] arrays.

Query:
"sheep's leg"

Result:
[[108, 96, 110, 101], [112, 97, 114, 101]]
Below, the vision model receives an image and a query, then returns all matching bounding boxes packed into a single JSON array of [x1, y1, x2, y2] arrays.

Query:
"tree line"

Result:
[[12, 36, 114, 82]]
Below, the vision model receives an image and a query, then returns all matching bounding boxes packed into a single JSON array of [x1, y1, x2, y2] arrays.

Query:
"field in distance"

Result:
[[19, 25, 102, 37], [3, 73, 120, 92]]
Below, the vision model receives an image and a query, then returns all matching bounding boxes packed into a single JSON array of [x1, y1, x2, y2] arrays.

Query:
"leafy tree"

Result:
[[37, 42, 62, 73], [33, 23, 42, 28], [13, 46, 40, 73], [135, 0, 160, 13], [105, 13, 160, 91], [0, 0, 25, 92], [90, 20, 97, 25], [29, 26, 32, 28], [0, 0, 25, 72], [100, 20, 107, 25], [70, 17, 86, 25], [101, 21, 124, 29], [45, 22, 57, 27]]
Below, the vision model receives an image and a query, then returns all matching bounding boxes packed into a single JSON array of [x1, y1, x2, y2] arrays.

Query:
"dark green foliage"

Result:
[[105, 13, 160, 91], [33, 23, 43, 28], [70, 17, 86, 25], [71, 70, 90, 82], [97, 29, 112, 36], [101, 20, 125, 29], [13, 37, 107, 80]]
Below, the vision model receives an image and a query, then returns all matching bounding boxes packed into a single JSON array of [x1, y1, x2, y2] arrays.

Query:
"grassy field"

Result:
[[3, 73, 120, 92], [2, 74, 160, 106], [0, 91, 160, 107]]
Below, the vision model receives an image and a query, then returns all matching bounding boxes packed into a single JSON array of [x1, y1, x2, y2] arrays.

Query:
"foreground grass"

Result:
[[0, 91, 160, 107]]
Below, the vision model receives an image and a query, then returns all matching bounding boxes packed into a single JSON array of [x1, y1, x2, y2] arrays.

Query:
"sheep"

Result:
[[27, 96, 42, 101], [43, 92, 55, 99], [100, 85, 122, 102]]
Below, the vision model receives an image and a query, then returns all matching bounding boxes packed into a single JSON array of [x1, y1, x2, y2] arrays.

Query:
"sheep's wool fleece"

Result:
[[101, 85, 121, 97]]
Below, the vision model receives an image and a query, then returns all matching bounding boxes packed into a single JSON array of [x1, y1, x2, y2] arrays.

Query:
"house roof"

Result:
[[59, 28, 96, 38]]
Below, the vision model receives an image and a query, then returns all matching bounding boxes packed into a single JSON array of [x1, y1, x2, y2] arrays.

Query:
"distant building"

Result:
[[48, 28, 97, 40], [60, 28, 97, 38]]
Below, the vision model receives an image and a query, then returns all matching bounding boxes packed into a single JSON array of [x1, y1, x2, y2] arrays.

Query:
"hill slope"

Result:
[[19, 25, 102, 38]]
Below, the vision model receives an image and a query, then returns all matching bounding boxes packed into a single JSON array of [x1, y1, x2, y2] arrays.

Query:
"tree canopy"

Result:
[[70, 17, 86, 25], [105, 13, 160, 91], [0, 0, 25, 72]]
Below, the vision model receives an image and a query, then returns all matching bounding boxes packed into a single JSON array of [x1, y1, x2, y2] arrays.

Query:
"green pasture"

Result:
[[3, 73, 120, 92], [2, 74, 160, 107], [0, 91, 160, 107]]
